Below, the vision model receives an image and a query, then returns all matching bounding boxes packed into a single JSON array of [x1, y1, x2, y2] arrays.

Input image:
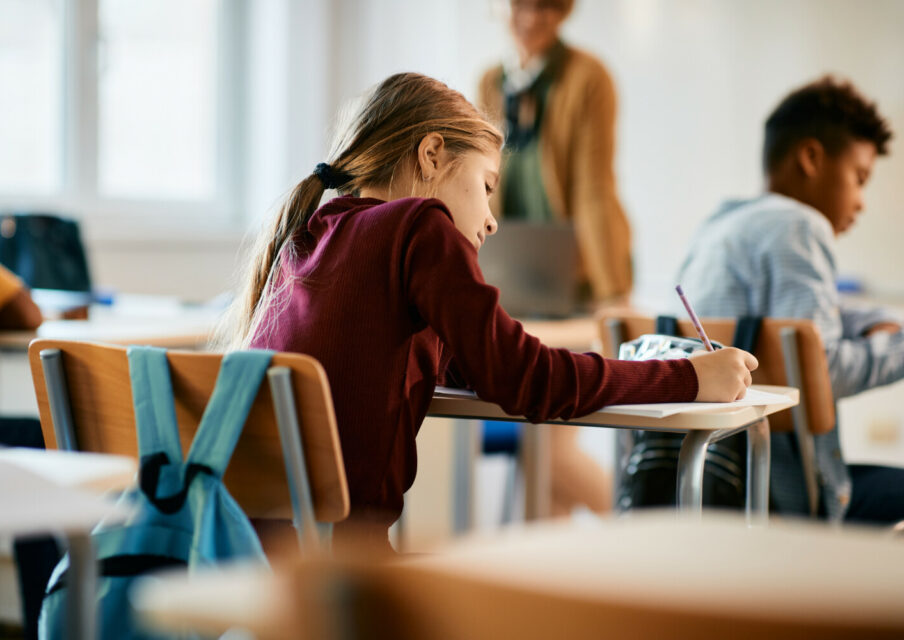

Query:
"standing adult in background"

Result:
[[478, 0, 632, 305], [478, 0, 632, 517]]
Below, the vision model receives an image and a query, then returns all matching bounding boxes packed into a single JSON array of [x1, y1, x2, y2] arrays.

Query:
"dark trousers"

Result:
[[845, 463, 904, 525], [2, 417, 61, 640]]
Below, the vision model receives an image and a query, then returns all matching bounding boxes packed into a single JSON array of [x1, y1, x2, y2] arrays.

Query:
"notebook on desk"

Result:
[[477, 220, 580, 318], [433, 386, 792, 418]]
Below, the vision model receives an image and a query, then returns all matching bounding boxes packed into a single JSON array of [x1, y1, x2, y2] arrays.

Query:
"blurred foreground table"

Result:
[[133, 512, 904, 640]]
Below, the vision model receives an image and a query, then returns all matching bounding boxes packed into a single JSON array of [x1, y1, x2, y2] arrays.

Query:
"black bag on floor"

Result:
[[615, 315, 762, 511]]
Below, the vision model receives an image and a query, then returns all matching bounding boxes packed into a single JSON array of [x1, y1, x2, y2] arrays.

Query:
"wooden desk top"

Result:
[[398, 512, 904, 632], [428, 385, 799, 432], [132, 512, 904, 639]]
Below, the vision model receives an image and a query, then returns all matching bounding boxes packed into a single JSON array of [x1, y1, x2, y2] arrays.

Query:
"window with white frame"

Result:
[[0, 0, 64, 194], [0, 0, 238, 225]]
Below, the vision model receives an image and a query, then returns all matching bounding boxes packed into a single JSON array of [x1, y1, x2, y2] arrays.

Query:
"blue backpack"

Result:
[[39, 347, 275, 639]]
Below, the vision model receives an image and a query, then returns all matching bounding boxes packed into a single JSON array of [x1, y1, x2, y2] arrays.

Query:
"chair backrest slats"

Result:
[[27, 339, 350, 522]]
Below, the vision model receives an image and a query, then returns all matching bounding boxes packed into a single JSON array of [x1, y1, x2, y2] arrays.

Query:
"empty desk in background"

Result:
[[0, 448, 136, 640], [519, 316, 600, 352], [0, 296, 221, 416]]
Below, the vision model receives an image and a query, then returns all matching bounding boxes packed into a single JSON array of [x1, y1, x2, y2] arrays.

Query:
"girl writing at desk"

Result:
[[223, 72, 757, 553]]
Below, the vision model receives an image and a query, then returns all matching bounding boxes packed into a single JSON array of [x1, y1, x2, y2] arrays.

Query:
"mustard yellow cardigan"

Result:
[[478, 45, 633, 302]]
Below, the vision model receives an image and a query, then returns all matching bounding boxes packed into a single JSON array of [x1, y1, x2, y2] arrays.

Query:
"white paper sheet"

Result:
[[433, 386, 792, 419], [434, 386, 480, 399], [599, 387, 792, 418]]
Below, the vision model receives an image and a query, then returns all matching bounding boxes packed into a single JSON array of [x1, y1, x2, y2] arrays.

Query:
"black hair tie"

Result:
[[313, 163, 352, 190]]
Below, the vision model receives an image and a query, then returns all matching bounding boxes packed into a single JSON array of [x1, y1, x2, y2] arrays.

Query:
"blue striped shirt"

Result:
[[675, 193, 904, 519]]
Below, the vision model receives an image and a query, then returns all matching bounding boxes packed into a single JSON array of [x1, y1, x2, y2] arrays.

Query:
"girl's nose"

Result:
[[486, 215, 499, 236]]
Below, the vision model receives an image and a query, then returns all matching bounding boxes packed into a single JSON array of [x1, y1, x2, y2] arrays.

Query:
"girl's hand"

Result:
[[688, 347, 758, 402]]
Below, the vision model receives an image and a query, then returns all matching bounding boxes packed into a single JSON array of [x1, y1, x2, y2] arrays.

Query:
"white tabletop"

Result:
[[0, 448, 135, 536], [132, 563, 285, 638], [0, 296, 222, 350], [0, 447, 136, 491], [429, 384, 799, 432]]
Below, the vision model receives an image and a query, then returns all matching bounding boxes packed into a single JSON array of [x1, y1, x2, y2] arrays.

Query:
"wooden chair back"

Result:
[[596, 312, 835, 434], [27, 339, 349, 523]]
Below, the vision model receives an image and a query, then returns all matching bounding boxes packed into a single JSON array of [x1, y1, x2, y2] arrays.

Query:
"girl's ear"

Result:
[[796, 138, 824, 179], [417, 133, 446, 181]]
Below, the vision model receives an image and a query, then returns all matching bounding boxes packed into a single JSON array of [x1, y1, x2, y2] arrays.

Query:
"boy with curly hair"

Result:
[[676, 77, 900, 524]]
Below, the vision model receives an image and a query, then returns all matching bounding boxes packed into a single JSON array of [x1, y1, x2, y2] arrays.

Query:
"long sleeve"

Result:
[[404, 207, 696, 422], [839, 304, 903, 339], [762, 218, 904, 399]]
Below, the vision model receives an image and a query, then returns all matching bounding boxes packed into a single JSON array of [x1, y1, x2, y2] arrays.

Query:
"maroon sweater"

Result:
[[250, 196, 697, 546]]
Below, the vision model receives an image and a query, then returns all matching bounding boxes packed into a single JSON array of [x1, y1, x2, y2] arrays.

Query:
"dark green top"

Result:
[[500, 41, 567, 222]]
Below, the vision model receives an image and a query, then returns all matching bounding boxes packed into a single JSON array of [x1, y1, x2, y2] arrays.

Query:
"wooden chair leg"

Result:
[[779, 328, 821, 517]]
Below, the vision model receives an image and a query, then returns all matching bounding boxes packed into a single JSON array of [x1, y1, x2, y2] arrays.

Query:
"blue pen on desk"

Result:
[[675, 285, 715, 352]]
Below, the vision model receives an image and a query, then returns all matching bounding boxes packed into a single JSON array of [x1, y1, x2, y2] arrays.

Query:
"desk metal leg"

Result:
[[67, 533, 96, 640], [746, 418, 771, 524], [521, 424, 551, 521], [678, 422, 770, 521], [451, 419, 479, 535], [677, 430, 714, 514]]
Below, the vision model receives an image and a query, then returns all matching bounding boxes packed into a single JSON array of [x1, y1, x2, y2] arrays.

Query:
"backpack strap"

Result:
[[655, 315, 679, 337], [184, 350, 275, 478], [732, 316, 763, 353], [128, 346, 187, 501]]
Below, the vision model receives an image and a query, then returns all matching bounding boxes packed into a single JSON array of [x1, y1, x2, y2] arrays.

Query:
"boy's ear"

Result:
[[795, 138, 825, 179], [417, 133, 446, 181]]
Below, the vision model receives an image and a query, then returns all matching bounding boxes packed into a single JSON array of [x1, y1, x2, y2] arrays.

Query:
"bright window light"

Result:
[[0, 0, 63, 194], [97, 0, 219, 201]]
